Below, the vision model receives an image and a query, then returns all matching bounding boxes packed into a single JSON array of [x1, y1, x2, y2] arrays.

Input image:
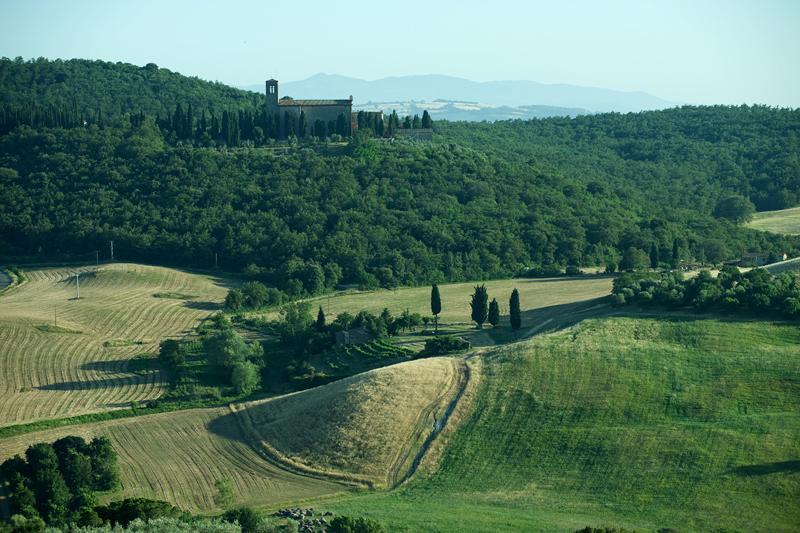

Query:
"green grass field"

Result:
[[0, 263, 230, 427], [747, 206, 800, 235], [313, 317, 800, 531]]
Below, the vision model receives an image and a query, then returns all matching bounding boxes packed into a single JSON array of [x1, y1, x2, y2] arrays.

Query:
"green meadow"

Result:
[[314, 317, 800, 531]]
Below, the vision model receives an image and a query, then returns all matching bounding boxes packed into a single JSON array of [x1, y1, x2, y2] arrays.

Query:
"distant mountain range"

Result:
[[241, 73, 677, 121]]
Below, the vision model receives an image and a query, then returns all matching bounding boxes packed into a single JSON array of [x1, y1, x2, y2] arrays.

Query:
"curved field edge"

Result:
[[231, 357, 467, 489], [0, 263, 230, 427], [0, 407, 346, 513], [305, 317, 800, 532]]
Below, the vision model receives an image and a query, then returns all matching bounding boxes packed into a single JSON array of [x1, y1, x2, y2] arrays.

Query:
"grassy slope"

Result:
[[0, 407, 345, 513], [747, 206, 800, 235], [320, 317, 800, 532], [0, 263, 230, 427], [234, 357, 465, 488]]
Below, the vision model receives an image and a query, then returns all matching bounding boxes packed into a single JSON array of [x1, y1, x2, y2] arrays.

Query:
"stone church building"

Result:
[[266, 79, 352, 137]]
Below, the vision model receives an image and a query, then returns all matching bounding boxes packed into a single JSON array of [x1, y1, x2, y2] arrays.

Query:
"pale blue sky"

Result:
[[1, 0, 798, 106]]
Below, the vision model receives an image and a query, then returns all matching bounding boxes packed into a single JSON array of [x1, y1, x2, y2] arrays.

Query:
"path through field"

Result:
[[0, 263, 230, 427]]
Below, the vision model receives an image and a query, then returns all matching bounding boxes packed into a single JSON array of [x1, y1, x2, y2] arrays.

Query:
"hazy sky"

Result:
[[1, 0, 798, 106]]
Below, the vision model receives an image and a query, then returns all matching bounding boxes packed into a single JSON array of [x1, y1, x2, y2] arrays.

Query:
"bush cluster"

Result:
[[0, 436, 118, 527], [612, 266, 800, 317], [422, 335, 471, 356]]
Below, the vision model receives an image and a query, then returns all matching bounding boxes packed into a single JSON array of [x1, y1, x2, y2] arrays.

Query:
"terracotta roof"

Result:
[[278, 98, 352, 106]]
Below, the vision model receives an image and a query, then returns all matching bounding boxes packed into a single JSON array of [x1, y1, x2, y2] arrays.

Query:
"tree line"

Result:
[[612, 267, 800, 318]]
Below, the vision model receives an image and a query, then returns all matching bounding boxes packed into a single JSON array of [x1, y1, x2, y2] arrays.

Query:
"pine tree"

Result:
[[412, 114, 421, 128], [403, 115, 412, 129], [430, 284, 442, 334], [470, 284, 489, 329], [488, 298, 500, 327], [510, 289, 521, 331], [315, 306, 326, 332]]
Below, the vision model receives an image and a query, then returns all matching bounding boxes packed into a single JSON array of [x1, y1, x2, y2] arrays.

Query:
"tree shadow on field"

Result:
[[206, 409, 251, 445], [182, 300, 223, 311], [731, 460, 800, 476], [487, 296, 771, 345], [81, 360, 125, 372], [486, 296, 615, 344], [36, 375, 151, 391]]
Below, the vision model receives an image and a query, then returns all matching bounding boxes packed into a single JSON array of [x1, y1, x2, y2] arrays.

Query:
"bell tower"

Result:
[[265, 79, 278, 110]]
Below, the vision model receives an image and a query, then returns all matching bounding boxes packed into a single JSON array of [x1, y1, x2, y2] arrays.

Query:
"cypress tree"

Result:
[[430, 284, 442, 334], [298, 110, 307, 138], [650, 243, 660, 269], [510, 289, 521, 331], [315, 306, 326, 332], [421, 110, 432, 128], [672, 238, 681, 268], [470, 284, 489, 329], [488, 298, 500, 327]]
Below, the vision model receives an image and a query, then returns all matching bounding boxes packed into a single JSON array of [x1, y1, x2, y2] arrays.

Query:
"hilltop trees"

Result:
[[431, 284, 442, 334], [510, 289, 521, 331], [470, 285, 489, 329], [2, 74, 800, 286]]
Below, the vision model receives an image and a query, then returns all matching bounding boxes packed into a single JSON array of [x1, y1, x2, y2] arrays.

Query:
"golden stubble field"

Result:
[[0, 263, 230, 427]]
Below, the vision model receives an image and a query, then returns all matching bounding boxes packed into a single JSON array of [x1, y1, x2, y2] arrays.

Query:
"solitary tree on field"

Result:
[[315, 306, 326, 332], [431, 284, 442, 334], [510, 289, 521, 331], [470, 284, 489, 329], [488, 298, 500, 327]]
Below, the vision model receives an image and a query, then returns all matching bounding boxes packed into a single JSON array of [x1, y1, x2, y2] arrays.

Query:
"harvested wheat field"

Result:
[[0, 406, 346, 512], [0, 263, 231, 427], [233, 357, 467, 488]]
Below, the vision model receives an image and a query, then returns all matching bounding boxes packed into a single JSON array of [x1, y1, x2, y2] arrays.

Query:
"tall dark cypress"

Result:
[[470, 284, 489, 329], [431, 284, 442, 334], [510, 289, 521, 331]]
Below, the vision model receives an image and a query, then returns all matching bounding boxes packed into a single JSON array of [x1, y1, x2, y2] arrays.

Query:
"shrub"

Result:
[[95, 498, 186, 526], [421, 335, 471, 356], [328, 515, 385, 533]]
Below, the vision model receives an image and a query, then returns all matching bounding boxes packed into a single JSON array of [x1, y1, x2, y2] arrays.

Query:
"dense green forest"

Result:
[[1, 58, 799, 291]]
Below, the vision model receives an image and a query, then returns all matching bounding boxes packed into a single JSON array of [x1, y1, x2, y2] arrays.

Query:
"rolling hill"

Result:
[[319, 317, 800, 531], [0, 263, 230, 427]]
